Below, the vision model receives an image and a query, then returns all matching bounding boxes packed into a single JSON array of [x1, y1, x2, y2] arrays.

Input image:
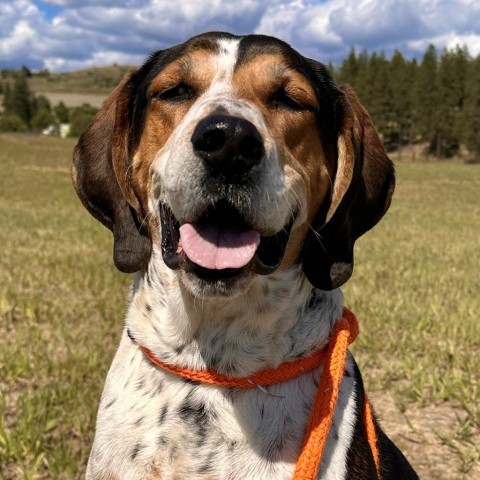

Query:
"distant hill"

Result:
[[29, 65, 136, 95], [1, 64, 137, 108]]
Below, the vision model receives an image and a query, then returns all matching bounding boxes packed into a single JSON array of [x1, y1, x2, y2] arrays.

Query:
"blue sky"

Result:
[[36, 1, 62, 20], [1, 0, 479, 72]]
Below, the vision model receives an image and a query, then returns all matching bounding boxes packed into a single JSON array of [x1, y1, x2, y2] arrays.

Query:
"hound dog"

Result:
[[72, 32, 419, 480]]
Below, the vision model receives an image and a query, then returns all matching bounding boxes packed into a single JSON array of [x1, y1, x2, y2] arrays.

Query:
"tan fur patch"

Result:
[[128, 49, 218, 242], [233, 54, 334, 269]]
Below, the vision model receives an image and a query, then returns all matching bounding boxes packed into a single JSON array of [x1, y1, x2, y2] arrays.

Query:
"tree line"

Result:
[[0, 71, 98, 137], [334, 44, 480, 162], [1, 44, 479, 161]]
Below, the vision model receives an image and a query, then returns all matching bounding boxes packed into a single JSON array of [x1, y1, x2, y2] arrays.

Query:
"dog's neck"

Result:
[[125, 256, 343, 376]]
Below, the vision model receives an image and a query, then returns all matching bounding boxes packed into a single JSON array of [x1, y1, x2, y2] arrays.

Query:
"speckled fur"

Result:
[[87, 252, 359, 479], [83, 34, 416, 480]]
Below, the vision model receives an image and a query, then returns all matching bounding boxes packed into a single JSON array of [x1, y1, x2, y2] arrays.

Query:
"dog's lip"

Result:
[[159, 201, 295, 279]]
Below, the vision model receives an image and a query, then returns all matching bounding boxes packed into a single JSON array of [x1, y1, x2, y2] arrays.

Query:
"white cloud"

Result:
[[408, 33, 480, 56], [41, 0, 135, 6], [258, 0, 480, 60], [0, 0, 47, 68], [1, 0, 480, 71]]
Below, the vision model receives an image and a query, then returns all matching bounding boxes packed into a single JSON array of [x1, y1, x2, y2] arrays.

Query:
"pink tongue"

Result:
[[179, 223, 260, 270]]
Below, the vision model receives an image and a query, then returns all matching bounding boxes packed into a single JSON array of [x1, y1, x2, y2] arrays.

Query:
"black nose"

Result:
[[191, 115, 264, 177]]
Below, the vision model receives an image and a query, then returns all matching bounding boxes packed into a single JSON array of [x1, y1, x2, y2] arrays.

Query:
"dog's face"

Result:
[[72, 32, 394, 297]]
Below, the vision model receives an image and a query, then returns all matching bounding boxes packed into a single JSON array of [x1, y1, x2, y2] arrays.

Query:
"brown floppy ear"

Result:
[[302, 85, 395, 290], [71, 76, 151, 273]]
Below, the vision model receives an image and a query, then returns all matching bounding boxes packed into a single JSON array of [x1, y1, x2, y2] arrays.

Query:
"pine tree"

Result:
[[11, 74, 34, 127], [389, 50, 415, 153], [363, 52, 393, 144], [462, 55, 480, 162], [337, 47, 358, 85], [336, 48, 369, 101], [436, 46, 469, 157], [415, 45, 439, 156], [2, 82, 14, 114], [31, 95, 54, 130]]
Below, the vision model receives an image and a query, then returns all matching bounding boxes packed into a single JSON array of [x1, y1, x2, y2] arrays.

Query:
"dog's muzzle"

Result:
[[159, 114, 294, 282], [191, 114, 265, 179]]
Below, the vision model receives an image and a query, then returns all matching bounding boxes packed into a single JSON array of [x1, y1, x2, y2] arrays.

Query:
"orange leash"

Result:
[[132, 308, 381, 479]]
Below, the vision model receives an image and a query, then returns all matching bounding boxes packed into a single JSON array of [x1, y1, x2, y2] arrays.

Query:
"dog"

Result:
[[72, 32, 419, 480]]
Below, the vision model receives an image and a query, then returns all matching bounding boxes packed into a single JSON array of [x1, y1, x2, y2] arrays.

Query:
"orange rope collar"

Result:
[[131, 308, 380, 480]]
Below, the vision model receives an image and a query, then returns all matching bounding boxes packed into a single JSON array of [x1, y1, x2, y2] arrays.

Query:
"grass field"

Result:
[[0, 133, 479, 479]]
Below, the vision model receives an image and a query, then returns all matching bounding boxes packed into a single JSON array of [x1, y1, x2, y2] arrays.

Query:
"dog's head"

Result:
[[72, 32, 394, 296]]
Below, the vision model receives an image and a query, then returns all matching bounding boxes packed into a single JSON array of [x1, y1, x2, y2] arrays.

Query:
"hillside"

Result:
[[1, 64, 137, 108], [29, 64, 136, 94]]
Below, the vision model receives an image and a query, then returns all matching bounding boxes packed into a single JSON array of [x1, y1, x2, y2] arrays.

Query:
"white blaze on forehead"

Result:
[[152, 35, 294, 235], [208, 38, 240, 95]]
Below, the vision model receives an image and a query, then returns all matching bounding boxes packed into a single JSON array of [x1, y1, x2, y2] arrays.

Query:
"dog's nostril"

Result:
[[191, 115, 264, 177], [193, 125, 226, 153], [239, 134, 264, 164]]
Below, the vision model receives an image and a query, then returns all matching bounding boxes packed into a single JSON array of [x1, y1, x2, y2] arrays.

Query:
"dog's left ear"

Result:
[[302, 84, 395, 290], [72, 76, 152, 273]]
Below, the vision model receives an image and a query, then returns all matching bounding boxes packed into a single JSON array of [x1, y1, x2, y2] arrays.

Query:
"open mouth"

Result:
[[160, 200, 294, 281]]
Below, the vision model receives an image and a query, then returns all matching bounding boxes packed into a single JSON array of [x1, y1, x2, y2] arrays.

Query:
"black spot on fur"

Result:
[[198, 458, 213, 473], [145, 303, 152, 312], [182, 378, 200, 386], [174, 344, 185, 355], [158, 405, 168, 425], [135, 378, 145, 391], [154, 379, 164, 395], [158, 435, 168, 445], [134, 416, 144, 426], [169, 443, 179, 460], [178, 398, 211, 446], [104, 398, 116, 409], [131, 443, 144, 460], [307, 290, 322, 310]]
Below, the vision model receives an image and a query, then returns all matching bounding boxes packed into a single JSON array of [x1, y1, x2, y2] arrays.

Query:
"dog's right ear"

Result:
[[71, 76, 152, 273]]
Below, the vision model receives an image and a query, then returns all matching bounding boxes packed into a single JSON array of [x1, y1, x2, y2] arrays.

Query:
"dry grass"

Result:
[[29, 65, 134, 95], [38, 93, 106, 109], [0, 133, 479, 479]]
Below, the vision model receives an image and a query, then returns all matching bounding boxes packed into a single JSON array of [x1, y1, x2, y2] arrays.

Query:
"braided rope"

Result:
[[364, 396, 381, 477], [138, 343, 329, 388], [133, 308, 381, 479], [293, 311, 356, 479]]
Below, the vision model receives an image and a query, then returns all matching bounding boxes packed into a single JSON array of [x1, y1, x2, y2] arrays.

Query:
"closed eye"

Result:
[[154, 82, 195, 102], [270, 87, 308, 112]]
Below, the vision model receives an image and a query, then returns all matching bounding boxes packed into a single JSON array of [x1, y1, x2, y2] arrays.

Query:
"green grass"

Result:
[[346, 163, 480, 413], [0, 133, 479, 478], [0, 134, 128, 479]]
